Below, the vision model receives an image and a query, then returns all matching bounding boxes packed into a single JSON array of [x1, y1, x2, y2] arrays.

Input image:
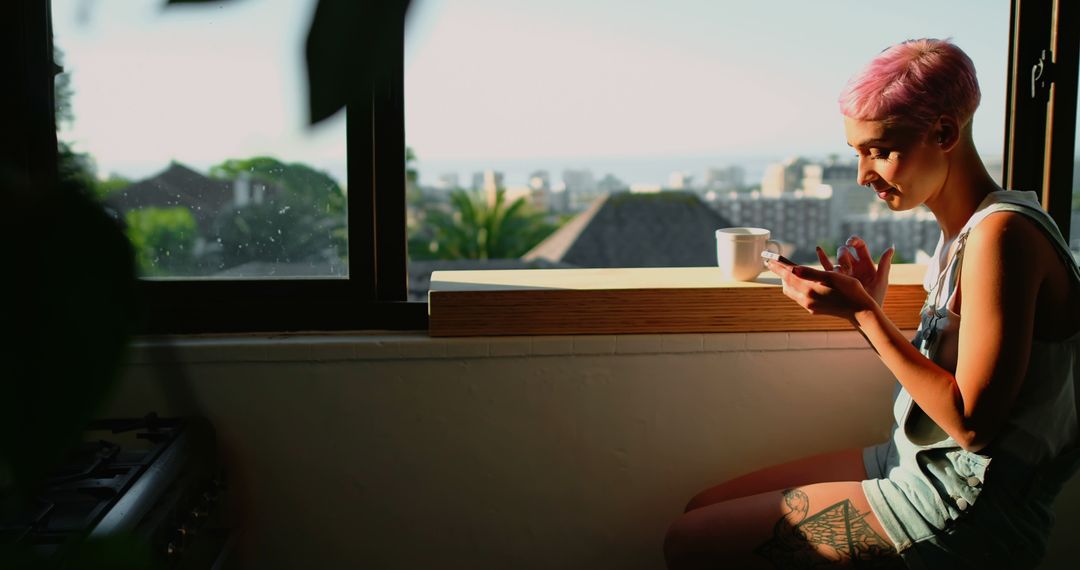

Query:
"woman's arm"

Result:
[[948, 212, 1041, 450], [768, 214, 1042, 452]]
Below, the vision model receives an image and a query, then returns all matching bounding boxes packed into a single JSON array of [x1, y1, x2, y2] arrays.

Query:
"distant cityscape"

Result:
[[410, 155, 1012, 269], [94, 150, 1079, 300]]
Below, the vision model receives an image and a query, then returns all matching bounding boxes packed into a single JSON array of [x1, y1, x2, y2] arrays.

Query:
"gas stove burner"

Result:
[[0, 414, 230, 568]]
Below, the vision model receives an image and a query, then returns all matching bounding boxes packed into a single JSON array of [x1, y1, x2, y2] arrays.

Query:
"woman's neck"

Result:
[[924, 138, 1000, 241]]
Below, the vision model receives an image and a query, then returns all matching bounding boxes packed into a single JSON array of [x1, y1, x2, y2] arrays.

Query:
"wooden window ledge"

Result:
[[427, 265, 926, 337]]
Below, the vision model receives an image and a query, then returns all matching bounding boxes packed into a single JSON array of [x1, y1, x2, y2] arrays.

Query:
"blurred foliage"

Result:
[[54, 47, 74, 127], [57, 141, 96, 188], [209, 156, 346, 216], [213, 193, 345, 270], [209, 156, 347, 268], [125, 207, 199, 276], [409, 188, 557, 260], [93, 175, 132, 201], [57, 142, 132, 203]]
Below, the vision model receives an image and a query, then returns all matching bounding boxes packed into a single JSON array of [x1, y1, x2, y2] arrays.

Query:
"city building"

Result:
[[597, 173, 628, 193], [630, 183, 663, 193], [527, 170, 552, 211], [548, 183, 571, 214], [468, 169, 504, 207], [503, 185, 535, 207], [561, 168, 598, 211], [703, 165, 745, 192], [470, 169, 504, 194], [760, 163, 785, 198], [668, 171, 693, 190], [528, 170, 550, 191], [435, 172, 460, 190], [761, 156, 809, 197], [841, 209, 940, 263], [710, 192, 831, 263]]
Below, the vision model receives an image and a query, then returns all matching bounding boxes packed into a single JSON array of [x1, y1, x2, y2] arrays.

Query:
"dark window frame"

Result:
[[6, 1, 1075, 335], [1004, 0, 1079, 236], [139, 1, 425, 334]]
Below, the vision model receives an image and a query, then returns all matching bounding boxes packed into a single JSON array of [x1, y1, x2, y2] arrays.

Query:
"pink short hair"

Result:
[[839, 39, 981, 133]]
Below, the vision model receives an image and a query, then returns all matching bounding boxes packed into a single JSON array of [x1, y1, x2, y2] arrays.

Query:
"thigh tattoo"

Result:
[[754, 489, 903, 568]]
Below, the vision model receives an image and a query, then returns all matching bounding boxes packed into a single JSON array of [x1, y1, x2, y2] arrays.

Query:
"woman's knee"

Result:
[[667, 483, 897, 569], [683, 447, 869, 513]]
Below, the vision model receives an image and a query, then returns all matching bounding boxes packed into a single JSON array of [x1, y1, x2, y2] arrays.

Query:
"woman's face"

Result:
[[843, 116, 947, 211]]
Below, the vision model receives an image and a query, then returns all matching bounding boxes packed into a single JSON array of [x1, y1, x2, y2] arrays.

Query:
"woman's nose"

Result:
[[856, 157, 875, 186]]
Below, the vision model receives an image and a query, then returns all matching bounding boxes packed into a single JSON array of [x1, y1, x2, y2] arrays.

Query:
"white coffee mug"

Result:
[[715, 227, 782, 281]]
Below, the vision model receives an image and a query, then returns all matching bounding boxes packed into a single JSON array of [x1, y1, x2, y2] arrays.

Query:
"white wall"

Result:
[[103, 332, 1080, 569]]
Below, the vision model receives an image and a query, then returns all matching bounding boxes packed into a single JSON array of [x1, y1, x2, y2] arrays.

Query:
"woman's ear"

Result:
[[932, 115, 962, 152]]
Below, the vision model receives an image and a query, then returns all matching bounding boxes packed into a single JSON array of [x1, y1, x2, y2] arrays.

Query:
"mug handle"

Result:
[[761, 240, 782, 265]]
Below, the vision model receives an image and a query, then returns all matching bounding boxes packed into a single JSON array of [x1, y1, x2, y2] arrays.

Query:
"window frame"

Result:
[[139, 1, 427, 334], [9, 1, 1075, 335], [1004, 0, 1079, 235]]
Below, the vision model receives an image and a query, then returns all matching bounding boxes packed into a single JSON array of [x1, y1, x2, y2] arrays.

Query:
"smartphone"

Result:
[[761, 250, 796, 266]]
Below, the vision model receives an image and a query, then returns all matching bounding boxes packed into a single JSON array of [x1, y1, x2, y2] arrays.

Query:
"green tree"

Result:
[[209, 156, 346, 215], [93, 175, 132, 201], [209, 156, 347, 268], [54, 45, 98, 193], [55, 46, 131, 203], [125, 207, 198, 276], [409, 188, 557, 260], [214, 196, 344, 269], [57, 141, 97, 188], [405, 146, 422, 208]]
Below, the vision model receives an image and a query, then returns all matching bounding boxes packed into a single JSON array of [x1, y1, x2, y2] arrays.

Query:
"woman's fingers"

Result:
[[768, 260, 854, 315], [815, 246, 834, 271], [849, 236, 872, 267], [767, 260, 805, 294], [876, 247, 895, 280], [836, 246, 858, 273], [793, 264, 829, 282]]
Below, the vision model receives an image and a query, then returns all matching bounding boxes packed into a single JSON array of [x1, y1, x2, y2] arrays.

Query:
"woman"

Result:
[[664, 38, 1080, 569]]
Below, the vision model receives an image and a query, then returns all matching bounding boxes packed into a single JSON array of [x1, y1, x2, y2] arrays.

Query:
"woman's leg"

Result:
[[684, 447, 869, 512], [665, 482, 903, 569]]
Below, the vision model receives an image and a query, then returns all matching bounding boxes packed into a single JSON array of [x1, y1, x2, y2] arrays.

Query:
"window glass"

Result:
[[404, 0, 1009, 300], [53, 0, 347, 279]]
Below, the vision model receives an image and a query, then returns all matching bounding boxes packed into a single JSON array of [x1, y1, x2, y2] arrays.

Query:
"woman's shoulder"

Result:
[[953, 211, 1053, 315], [967, 207, 1045, 241], [964, 209, 1048, 273]]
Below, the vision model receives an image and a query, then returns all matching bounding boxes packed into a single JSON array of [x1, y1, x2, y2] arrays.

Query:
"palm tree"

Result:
[[409, 188, 556, 260]]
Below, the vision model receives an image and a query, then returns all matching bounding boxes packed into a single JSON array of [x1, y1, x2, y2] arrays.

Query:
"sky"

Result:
[[53, 0, 1018, 187], [52, 0, 346, 181]]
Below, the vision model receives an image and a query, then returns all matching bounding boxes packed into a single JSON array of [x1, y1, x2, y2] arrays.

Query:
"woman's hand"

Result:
[[765, 260, 878, 323], [816, 236, 895, 307]]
